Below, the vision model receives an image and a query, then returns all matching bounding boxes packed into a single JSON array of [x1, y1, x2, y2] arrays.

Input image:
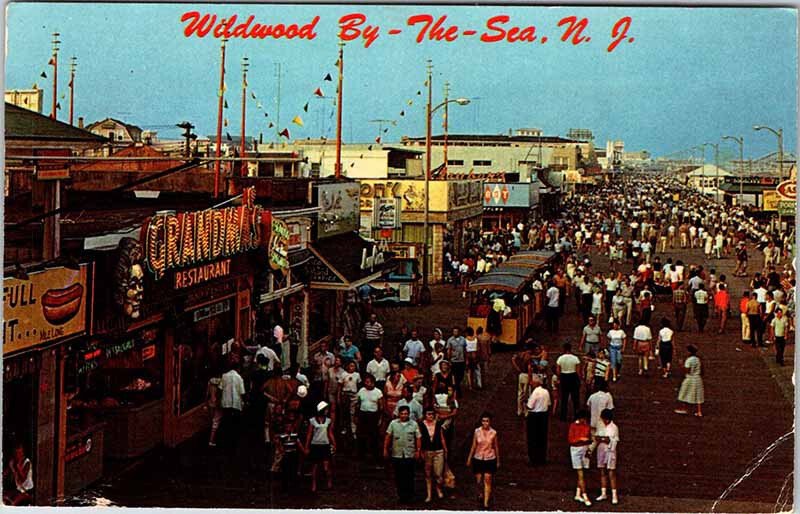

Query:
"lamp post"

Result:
[[753, 125, 784, 227], [702, 142, 720, 202], [420, 61, 470, 305], [722, 136, 744, 206]]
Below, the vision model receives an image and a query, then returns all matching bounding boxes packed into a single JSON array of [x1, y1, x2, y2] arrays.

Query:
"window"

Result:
[[473, 160, 492, 166], [447, 159, 464, 166]]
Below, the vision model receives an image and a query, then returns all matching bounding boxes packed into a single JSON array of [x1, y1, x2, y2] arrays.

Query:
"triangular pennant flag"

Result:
[[383, 128, 388, 133], [224, 118, 229, 127], [279, 128, 290, 138], [417, 91, 421, 96], [257, 102, 263, 109], [226, 132, 232, 141], [40, 71, 47, 78], [48, 57, 56, 66], [251, 91, 256, 100], [68, 78, 73, 88], [292, 115, 304, 127], [268, 122, 274, 128], [60, 93, 66, 100], [222, 82, 227, 93], [334, 59, 340, 67], [23, 98, 28, 104], [244, 78, 248, 88], [314, 87, 324, 97], [224, 100, 229, 109], [350, 162, 355, 168], [400, 110, 405, 117], [324, 73, 332, 81], [407, 100, 413, 106], [375, 136, 381, 144], [303, 102, 309, 112], [32, 82, 38, 89], [264, 112, 269, 117], [56, 102, 61, 110], [359, 154, 364, 159], [368, 145, 373, 150], [423, 80, 428, 87]]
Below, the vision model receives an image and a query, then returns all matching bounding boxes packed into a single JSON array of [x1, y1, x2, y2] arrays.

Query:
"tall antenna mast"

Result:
[[50, 32, 61, 119]]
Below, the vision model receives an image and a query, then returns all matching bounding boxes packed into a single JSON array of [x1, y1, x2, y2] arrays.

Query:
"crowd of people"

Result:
[[197, 174, 794, 509]]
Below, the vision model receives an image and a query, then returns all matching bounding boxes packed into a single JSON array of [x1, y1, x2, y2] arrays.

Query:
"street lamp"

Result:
[[722, 136, 744, 206], [753, 125, 784, 227], [702, 142, 720, 203], [420, 61, 470, 305]]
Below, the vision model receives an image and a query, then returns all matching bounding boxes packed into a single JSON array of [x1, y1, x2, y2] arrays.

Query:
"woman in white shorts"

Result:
[[567, 410, 592, 507], [594, 408, 620, 505]]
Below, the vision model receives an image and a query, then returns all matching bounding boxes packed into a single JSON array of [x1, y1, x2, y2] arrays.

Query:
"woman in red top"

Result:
[[467, 412, 500, 509], [714, 283, 731, 334], [568, 410, 593, 507]]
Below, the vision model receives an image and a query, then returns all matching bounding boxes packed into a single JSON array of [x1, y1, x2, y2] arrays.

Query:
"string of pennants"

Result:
[[34, 55, 66, 110]]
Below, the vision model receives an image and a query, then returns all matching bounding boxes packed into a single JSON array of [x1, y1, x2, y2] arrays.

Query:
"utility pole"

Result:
[[213, 38, 228, 198], [274, 62, 283, 141], [421, 59, 433, 305], [335, 42, 344, 179], [68, 56, 76, 125], [240, 56, 249, 177], [50, 32, 60, 119], [443, 81, 449, 177]]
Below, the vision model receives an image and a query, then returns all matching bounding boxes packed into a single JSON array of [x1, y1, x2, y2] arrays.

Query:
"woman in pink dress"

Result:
[[466, 412, 500, 509]]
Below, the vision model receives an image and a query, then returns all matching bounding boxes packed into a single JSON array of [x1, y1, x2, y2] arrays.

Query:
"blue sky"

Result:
[[5, 3, 797, 159]]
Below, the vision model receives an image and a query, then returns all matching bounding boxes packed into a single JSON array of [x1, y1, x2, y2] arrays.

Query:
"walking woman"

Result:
[[657, 318, 675, 378], [419, 407, 447, 503], [305, 402, 336, 492], [466, 412, 500, 510], [383, 363, 406, 423], [675, 345, 705, 417]]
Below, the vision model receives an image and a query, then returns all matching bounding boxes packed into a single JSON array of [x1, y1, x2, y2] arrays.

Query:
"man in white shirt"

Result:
[[546, 283, 561, 333], [356, 375, 384, 460], [256, 344, 281, 371], [220, 364, 246, 447], [586, 381, 615, 434], [402, 330, 426, 366], [525, 375, 551, 466], [366, 346, 390, 390], [556, 343, 582, 421], [693, 284, 709, 333]]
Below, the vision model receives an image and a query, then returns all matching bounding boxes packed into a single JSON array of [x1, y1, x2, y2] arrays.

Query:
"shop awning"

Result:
[[490, 265, 537, 279], [306, 232, 395, 290], [505, 250, 558, 268], [719, 183, 773, 194]]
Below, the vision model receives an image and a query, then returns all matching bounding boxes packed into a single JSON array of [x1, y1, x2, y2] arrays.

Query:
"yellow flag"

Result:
[[292, 115, 304, 127]]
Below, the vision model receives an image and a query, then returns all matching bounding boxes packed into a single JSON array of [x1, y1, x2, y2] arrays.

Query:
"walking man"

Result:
[[546, 281, 561, 332], [384, 405, 422, 503], [362, 314, 385, 363], [557, 343, 582, 421], [525, 375, 551, 466], [672, 283, 688, 331]]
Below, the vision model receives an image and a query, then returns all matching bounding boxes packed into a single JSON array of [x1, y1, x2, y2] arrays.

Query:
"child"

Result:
[[338, 361, 361, 440], [594, 350, 611, 384], [568, 410, 593, 507], [277, 419, 305, 491], [582, 351, 597, 399], [594, 408, 620, 505], [550, 365, 560, 416]]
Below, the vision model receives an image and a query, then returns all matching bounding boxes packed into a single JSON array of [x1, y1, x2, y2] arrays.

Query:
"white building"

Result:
[[687, 164, 733, 197]]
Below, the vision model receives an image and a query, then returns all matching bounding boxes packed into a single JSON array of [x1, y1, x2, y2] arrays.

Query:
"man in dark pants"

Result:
[[770, 309, 789, 366], [384, 406, 421, 503], [557, 343, 582, 421], [545, 282, 561, 333], [745, 293, 764, 347], [525, 375, 551, 465]]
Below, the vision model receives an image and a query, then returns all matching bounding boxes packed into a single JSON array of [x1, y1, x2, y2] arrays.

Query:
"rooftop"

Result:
[[5, 102, 108, 142]]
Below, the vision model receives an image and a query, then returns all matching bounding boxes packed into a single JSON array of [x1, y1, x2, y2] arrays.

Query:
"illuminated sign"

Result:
[[269, 218, 290, 271], [143, 187, 261, 280]]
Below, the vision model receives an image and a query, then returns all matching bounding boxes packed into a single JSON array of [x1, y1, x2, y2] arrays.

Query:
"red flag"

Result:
[[279, 128, 290, 138], [375, 136, 381, 144], [48, 57, 56, 65], [314, 87, 324, 97]]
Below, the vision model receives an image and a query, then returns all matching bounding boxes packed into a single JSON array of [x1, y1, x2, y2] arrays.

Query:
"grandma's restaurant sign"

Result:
[[142, 188, 262, 280]]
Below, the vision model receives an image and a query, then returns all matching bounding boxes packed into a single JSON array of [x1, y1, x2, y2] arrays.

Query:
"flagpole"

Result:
[[50, 32, 60, 119], [240, 56, 249, 177], [214, 38, 228, 198], [68, 56, 76, 125], [335, 41, 344, 179]]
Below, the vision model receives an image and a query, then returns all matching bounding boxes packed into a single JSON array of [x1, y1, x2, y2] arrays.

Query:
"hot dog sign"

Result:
[[3, 265, 89, 355]]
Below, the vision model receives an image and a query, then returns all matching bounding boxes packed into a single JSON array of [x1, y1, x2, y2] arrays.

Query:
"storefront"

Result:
[[358, 178, 483, 283], [481, 182, 540, 231], [70, 192, 265, 461], [2, 263, 91, 505]]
